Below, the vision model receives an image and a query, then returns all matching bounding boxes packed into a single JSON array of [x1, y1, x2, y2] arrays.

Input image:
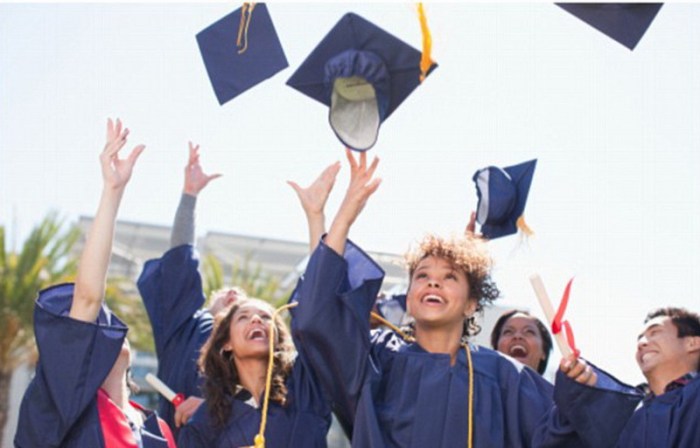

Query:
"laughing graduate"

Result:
[[290, 150, 640, 447], [137, 142, 235, 433], [14, 119, 176, 448]]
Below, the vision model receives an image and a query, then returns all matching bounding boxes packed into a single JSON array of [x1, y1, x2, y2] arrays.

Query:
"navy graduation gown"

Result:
[[177, 340, 332, 446], [554, 368, 700, 447], [14, 283, 175, 448], [292, 239, 635, 448], [138, 244, 213, 429]]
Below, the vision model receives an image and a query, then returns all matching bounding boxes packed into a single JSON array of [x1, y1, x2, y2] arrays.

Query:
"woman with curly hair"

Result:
[[291, 150, 607, 447], [177, 296, 331, 447]]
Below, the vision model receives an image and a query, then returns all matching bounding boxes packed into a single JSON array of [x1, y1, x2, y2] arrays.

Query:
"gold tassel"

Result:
[[516, 215, 535, 237], [254, 301, 298, 448], [417, 3, 433, 82], [236, 3, 256, 54], [371, 311, 473, 448]]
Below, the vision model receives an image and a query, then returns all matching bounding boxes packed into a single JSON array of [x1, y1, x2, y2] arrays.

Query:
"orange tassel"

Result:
[[417, 3, 433, 82], [516, 215, 535, 237]]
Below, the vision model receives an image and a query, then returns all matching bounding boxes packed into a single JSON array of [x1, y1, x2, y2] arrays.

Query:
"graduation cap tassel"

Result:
[[236, 2, 256, 54], [464, 343, 474, 448], [371, 311, 474, 448], [254, 301, 299, 448], [417, 3, 433, 82], [516, 215, 535, 237]]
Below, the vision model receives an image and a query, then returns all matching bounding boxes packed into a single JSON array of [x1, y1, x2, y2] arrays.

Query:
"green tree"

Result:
[[201, 253, 293, 308], [104, 278, 155, 353], [0, 212, 80, 443]]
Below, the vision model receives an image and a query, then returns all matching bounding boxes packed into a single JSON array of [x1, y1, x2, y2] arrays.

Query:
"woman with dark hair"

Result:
[[177, 296, 331, 447], [491, 310, 553, 375]]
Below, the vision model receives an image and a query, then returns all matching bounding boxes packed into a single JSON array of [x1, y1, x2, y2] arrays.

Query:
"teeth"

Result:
[[249, 329, 266, 340], [423, 294, 445, 304]]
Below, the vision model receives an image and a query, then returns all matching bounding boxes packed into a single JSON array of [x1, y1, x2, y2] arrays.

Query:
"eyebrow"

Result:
[[503, 324, 537, 332], [414, 264, 457, 274], [638, 323, 661, 340]]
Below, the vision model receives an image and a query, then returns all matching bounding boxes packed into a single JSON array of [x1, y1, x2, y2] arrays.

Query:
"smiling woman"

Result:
[[177, 298, 332, 447], [491, 310, 553, 375]]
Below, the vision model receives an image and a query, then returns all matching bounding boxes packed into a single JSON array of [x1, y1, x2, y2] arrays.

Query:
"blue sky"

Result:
[[2, 2, 699, 384]]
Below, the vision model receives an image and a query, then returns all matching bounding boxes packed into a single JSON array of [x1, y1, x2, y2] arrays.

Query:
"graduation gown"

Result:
[[14, 284, 176, 448], [554, 368, 700, 447], [138, 244, 213, 430], [177, 335, 332, 447], [292, 239, 636, 448]]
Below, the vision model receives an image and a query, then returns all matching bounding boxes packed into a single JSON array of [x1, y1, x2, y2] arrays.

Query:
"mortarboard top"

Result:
[[196, 3, 288, 106], [556, 3, 663, 51], [472, 159, 537, 240], [287, 12, 438, 152]]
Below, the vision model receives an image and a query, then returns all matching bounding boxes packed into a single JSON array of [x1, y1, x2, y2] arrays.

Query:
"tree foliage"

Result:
[[0, 211, 80, 371], [201, 252, 292, 308]]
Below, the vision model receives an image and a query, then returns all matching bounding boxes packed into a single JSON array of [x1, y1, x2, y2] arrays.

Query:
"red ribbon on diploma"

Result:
[[551, 278, 580, 358]]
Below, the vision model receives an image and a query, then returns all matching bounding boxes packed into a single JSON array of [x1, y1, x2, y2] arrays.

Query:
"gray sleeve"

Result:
[[171, 193, 197, 248]]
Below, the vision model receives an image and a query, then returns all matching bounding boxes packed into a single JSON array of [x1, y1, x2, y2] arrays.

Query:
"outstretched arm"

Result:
[[325, 149, 381, 255], [288, 161, 341, 252], [170, 142, 221, 248], [70, 118, 145, 322]]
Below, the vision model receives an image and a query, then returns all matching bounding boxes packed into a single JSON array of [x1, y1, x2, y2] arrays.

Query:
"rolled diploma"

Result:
[[529, 273, 573, 358]]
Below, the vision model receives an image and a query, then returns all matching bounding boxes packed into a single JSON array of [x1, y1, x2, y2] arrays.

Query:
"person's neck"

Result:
[[645, 362, 696, 396], [235, 357, 268, 403], [414, 322, 464, 365], [101, 364, 130, 410]]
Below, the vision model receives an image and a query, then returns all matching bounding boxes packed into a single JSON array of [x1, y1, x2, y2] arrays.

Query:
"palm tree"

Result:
[[104, 277, 155, 353], [201, 252, 292, 308], [0, 212, 80, 443]]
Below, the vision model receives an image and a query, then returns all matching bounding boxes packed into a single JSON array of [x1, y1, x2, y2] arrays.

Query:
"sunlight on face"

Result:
[[406, 256, 475, 329]]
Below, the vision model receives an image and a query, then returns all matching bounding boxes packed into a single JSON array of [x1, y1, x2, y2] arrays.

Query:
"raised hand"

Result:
[[326, 148, 381, 255], [287, 161, 341, 218], [183, 142, 222, 196], [335, 148, 381, 228], [288, 161, 341, 252], [100, 118, 145, 191], [72, 118, 145, 322]]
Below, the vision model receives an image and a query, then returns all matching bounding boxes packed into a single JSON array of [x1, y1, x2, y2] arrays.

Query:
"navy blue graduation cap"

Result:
[[196, 3, 288, 105], [556, 3, 663, 51], [472, 159, 537, 240], [287, 13, 438, 152]]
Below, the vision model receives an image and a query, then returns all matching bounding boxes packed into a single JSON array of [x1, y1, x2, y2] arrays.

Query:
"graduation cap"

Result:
[[287, 12, 438, 152], [196, 3, 289, 105], [472, 159, 537, 240], [556, 3, 663, 51]]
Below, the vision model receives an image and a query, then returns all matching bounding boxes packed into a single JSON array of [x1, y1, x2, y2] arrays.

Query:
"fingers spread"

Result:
[[127, 144, 146, 165]]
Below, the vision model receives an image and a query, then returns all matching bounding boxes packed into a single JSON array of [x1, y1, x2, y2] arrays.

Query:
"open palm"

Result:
[[100, 118, 144, 190]]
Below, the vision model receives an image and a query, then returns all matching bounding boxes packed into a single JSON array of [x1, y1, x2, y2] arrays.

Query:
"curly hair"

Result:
[[198, 298, 295, 428], [404, 233, 500, 337], [490, 309, 553, 375]]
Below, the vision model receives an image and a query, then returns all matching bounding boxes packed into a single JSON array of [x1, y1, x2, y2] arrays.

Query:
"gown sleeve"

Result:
[[137, 244, 207, 358], [290, 238, 384, 431], [14, 283, 128, 447], [532, 363, 642, 447]]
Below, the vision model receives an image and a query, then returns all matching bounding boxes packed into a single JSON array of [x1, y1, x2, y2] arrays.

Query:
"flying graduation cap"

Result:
[[196, 3, 289, 105], [556, 3, 663, 51], [472, 159, 537, 240], [287, 13, 438, 152]]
